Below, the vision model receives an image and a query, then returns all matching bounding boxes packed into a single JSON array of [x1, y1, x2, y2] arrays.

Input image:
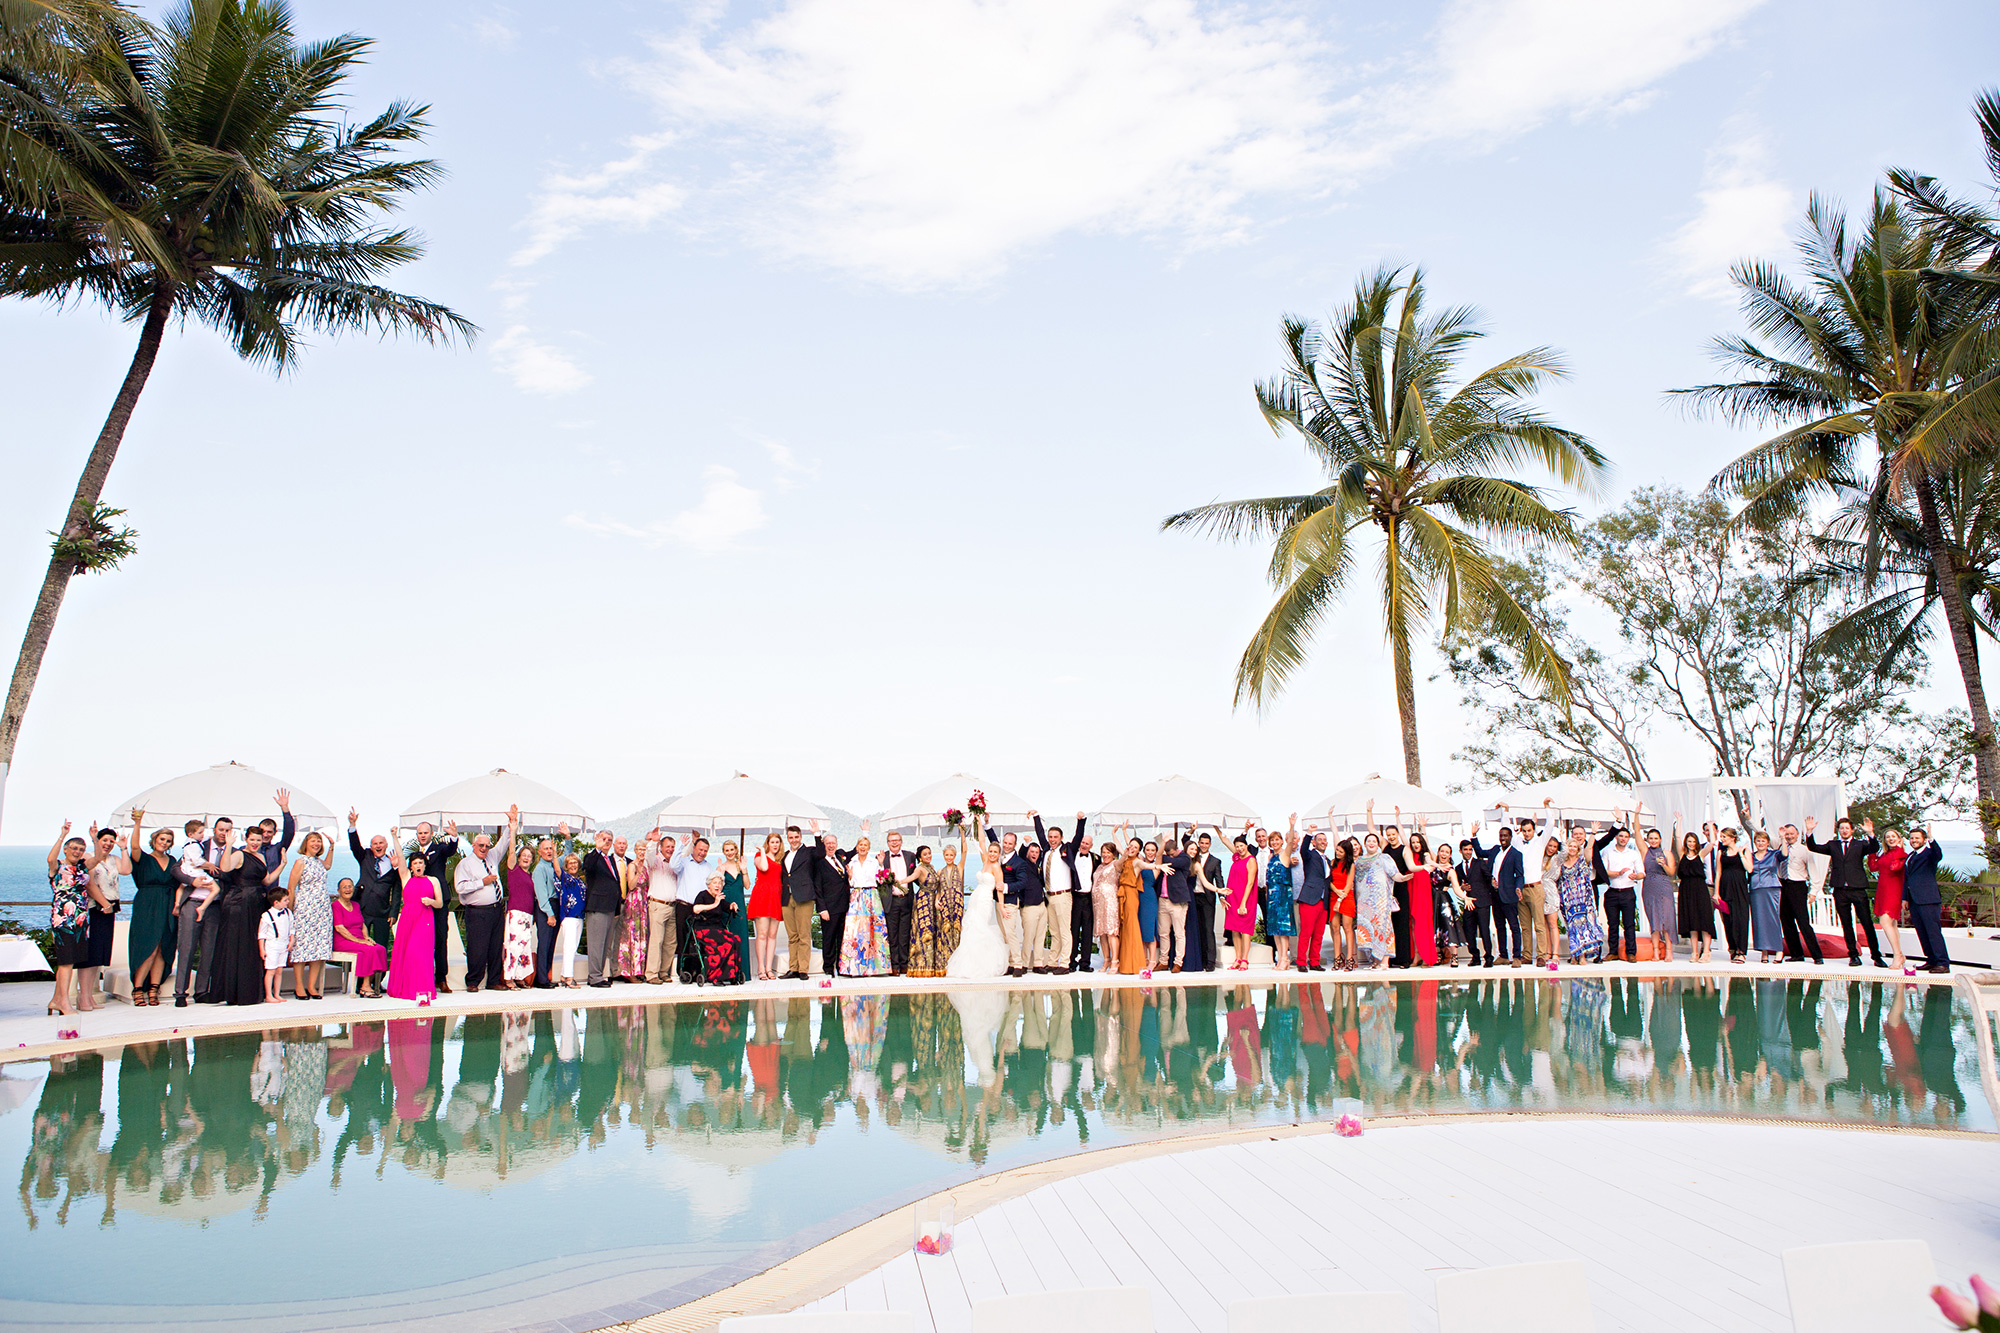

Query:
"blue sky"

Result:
[[3, 0, 1997, 837]]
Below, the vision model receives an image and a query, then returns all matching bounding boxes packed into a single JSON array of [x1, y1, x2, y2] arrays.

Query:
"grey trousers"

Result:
[[584, 911, 617, 983], [174, 895, 219, 1000]]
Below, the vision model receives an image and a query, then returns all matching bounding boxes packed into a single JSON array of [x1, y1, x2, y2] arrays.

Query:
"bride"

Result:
[[946, 815, 1009, 979]]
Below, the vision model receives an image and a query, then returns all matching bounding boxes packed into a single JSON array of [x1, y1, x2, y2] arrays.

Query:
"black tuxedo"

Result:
[[1457, 856, 1494, 964], [808, 843, 851, 974], [349, 829, 401, 925], [1808, 830, 1886, 965], [1196, 852, 1223, 971], [880, 847, 917, 972]]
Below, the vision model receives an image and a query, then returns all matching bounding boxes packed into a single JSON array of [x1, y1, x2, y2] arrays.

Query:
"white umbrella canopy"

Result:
[[654, 773, 828, 835], [1483, 774, 1637, 824], [401, 768, 592, 835], [108, 761, 336, 830], [1095, 775, 1262, 831], [879, 772, 1034, 833], [1309, 773, 1466, 832]]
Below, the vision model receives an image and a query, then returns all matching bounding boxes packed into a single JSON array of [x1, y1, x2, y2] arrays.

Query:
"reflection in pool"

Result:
[[2, 979, 1989, 1332]]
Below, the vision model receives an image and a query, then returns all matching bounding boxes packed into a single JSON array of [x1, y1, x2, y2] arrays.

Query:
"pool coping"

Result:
[[591, 1111, 2000, 1333], [0, 959, 1967, 1066]]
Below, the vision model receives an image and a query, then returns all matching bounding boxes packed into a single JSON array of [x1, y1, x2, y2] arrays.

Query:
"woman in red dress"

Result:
[[748, 832, 784, 980], [1870, 829, 1911, 975], [1406, 832, 1438, 966], [1329, 839, 1357, 970]]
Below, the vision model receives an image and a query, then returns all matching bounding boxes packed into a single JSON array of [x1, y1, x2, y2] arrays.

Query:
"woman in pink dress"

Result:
[[1222, 834, 1258, 971], [385, 850, 442, 1002], [1406, 831, 1438, 966], [387, 1017, 434, 1122], [331, 877, 389, 996], [615, 833, 651, 980]]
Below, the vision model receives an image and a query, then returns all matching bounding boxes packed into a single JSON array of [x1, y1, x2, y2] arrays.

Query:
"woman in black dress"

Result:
[[1674, 830, 1717, 963], [210, 827, 281, 1006], [1714, 828, 1752, 963]]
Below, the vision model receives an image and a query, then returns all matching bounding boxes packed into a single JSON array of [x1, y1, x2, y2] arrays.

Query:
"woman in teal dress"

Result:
[[1137, 842, 1165, 973], [1264, 820, 1299, 971], [126, 812, 182, 1005], [720, 840, 753, 978]]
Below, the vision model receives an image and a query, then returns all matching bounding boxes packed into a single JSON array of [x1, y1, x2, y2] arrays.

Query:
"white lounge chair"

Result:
[[1783, 1240, 1938, 1332], [1435, 1260, 1593, 1333], [970, 1286, 1153, 1333], [719, 1313, 917, 1333], [1228, 1291, 1412, 1332]]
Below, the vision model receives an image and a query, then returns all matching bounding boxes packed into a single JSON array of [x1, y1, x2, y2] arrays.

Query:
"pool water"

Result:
[[1, 978, 1989, 1333]]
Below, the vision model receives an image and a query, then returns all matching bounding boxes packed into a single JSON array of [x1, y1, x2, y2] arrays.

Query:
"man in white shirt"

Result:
[[643, 833, 679, 984], [671, 835, 720, 974], [452, 806, 518, 992], [1776, 824, 1825, 964], [1599, 821, 1644, 962], [1497, 802, 1555, 964]]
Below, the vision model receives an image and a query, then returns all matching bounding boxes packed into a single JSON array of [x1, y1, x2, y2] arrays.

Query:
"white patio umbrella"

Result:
[[400, 768, 592, 835], [1095, 775, 1262, 833], [108, 761, 337, 830], [1483, 774, 1637, 825], [1310, 773, 1466, 832], [654, 773, 828, 835], [879, 772, 1034, 834]]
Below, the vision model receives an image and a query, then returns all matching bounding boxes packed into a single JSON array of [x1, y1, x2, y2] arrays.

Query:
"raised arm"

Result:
[[496, 805, 518, 864], [273, 790, 296, 852], [47, 820, 71, 871]]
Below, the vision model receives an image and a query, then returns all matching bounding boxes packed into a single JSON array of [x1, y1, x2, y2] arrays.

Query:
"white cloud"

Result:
[[511, 135, 685, 267], [490, 325, 593, 395], [564, 466, 768, 552], [513, 0, 1769, 286], [471, 13, 517, 49], [1662, 123, 1795, 301]]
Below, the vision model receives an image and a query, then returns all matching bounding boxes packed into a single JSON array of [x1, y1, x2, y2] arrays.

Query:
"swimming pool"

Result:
[[2, 978, 1989, 1333]]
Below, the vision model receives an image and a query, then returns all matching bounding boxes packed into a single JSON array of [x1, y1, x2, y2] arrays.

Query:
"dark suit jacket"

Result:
[[1472, 835, 1523, 903], [1590, 826, 1621, 885], [1904, 842, 1944, 906], [349, 829, 401, 920], [1458, 855, 1493, 907], [1807, 832, 1880, 889], [1200, 853, 1223, 895], [881, 848, 916, 898], [1295, 843, 1331, 906], [780, 844, 817, 907], [985, 827, 1043, 904], [804, 842, 849, 910], [581, 849, 624, 915]]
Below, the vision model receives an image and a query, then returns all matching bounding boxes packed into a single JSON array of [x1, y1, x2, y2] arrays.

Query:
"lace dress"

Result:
[[290, 857, 332, 962]]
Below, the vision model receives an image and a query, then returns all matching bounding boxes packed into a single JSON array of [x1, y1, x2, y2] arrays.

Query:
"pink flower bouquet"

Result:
[[1335, 1114, 1364, 1138], [1933, 1274, 2000, 1330]]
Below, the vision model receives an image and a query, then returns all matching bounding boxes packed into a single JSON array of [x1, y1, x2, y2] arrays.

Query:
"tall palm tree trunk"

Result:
[[0, 282, 171, 833], [1391, 626, 1421, 786], [1912, 470, 2000, 864]]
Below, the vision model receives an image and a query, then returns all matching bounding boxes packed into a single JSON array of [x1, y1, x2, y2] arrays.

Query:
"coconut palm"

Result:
[[1689, 188, 2000, 855], [0, 0, 473, 825], [1161, 267, 1608, 784]]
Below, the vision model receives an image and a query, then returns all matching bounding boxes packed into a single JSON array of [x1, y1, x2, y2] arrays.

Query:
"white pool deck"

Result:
[[754, 1118, 2000, 1333]]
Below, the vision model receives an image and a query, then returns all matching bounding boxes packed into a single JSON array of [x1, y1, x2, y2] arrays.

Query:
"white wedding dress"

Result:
[[945, 864, 1010, 979]]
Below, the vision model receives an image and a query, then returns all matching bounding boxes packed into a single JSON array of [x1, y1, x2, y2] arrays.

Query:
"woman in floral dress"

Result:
[[501, 845, 539, 988], [615, 833, 650, 981], [838, 832, 892, 977], [285, 831, 335, 998], [908, 842, 963, 977], [1349, 834, 1398, 969], [1556, 831, 1604, 964], [45, 823, 94, 1015]]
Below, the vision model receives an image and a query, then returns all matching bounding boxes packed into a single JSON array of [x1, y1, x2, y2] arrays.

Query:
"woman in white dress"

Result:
[[946, 816, 1010, 979]]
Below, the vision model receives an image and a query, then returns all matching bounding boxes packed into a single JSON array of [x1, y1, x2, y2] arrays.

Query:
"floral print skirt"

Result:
[[839, 889, 892, 976], [503, 909, 538, 984]]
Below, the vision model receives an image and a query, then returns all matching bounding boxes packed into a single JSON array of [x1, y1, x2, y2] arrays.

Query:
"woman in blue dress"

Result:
[[1265, 819, 1300, 971], [1747, 831, 1784, 962], [1555, 832, 1604, 964], [1136, 841, 1164, 975]]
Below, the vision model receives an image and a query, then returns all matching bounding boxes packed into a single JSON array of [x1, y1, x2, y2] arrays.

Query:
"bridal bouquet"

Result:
[[966, 790, 988, 818], [875, 866, 898, 892], [942, 807, 964, 830]]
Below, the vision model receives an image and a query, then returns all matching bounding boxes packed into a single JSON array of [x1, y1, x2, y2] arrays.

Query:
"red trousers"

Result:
[[1297, 900, 1329, 967]]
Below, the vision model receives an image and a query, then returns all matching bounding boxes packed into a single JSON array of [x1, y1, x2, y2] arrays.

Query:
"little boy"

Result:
[[259, 886, 293, 1003]]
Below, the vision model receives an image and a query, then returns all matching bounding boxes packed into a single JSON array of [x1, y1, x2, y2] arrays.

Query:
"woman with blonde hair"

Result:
[[285, 829, 336, 999], [748, 832, 785, 980], [839, 823, 892, 977], [1093, 828, 1125, 975], [555, 853, 587, 988], [720, 839, 753, 979]]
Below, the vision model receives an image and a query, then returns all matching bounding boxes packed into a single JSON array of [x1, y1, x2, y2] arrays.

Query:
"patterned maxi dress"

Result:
[[48, 860, 91, 966], [1351, 853, 1396, 964], [1264, 852, 1296, 938], [290, 856, 332, 963], [838, 865, 892, 977], [909, 863, 964, 977], [615, 855, 649, 980], [1557, 855, 1605, 962]]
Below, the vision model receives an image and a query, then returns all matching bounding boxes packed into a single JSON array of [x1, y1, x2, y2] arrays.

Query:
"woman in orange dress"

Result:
[[1116, 832, 1148, 974]]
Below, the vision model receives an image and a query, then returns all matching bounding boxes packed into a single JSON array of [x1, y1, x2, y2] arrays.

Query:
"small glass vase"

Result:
[[912, 1198, 956, 1256]]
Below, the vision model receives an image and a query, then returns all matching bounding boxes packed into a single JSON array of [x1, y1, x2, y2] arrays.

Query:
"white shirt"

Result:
[[1045, 847, 1072, 895], [1602, 842, 1645, 889], [455, 840, 510, 907], [1514, 823, 1551, 886], [179, 840, 216, 902], [260, 905, 293, 962], [647, 847, 678, 903]]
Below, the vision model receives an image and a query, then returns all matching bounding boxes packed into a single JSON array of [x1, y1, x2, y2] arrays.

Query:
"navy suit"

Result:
[[1904, 841, 1949, 969], [1474, 836, 1525, 960]]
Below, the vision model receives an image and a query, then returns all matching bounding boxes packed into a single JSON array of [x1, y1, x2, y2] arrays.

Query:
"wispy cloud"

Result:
[[733, 426, 817, 489], [1661, 121, 1795, 301], [471, 12, 517, 49], [564, 466, 768, 552], [511, 0, 1768, 287], [490, 325, 593, 395]]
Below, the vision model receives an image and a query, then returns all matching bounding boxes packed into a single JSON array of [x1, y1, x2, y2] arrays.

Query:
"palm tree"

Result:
[[1690, 188, 2000, 856], [1161, 267, 1609, 784], [0, 0, 474, 826]]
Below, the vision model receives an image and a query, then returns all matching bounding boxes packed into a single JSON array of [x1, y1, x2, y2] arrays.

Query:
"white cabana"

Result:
[[879, 773, 1034, 833], [108, 761, 337, 830], [1481, 774, 1637, 825], [1095, 775, 1262, 831], [1310, 773, 1466, 832], [400, 768, 592, 835], [655, 773, 829, 835]]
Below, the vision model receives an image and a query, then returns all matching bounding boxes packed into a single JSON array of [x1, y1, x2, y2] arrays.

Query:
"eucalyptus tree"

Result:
[[0, 0, 473, 824], [1162, 267, 1608, 784]]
